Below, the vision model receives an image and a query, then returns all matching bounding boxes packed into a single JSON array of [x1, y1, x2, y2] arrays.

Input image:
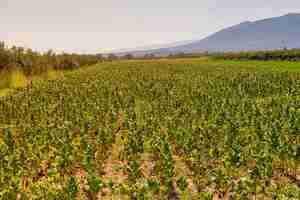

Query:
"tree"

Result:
[[123, 54, 134, 60], [107, 54, 118, 60], [143, 53, 155, 59]]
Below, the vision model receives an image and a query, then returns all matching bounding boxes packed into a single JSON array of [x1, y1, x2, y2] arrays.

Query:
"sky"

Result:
[[1, 0, 300, 53]]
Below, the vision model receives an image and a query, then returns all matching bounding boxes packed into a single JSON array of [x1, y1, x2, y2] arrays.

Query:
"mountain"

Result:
[[168, 13, 300, 53], [109, 40, 196, 54], [112, 13, 300, 56]]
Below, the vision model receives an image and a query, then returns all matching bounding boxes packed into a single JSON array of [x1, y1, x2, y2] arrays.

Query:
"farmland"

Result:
[[0, 58, 299, 199]]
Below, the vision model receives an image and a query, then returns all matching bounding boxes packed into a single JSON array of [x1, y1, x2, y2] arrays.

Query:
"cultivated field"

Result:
[[0, 59, 299, 199]]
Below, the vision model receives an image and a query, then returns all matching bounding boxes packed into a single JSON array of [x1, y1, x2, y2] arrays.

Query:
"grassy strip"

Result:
[[0, 68, 65, 97], [216, 60, 300, 72]]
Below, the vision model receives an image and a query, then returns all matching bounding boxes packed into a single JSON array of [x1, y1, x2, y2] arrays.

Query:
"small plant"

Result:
[[66, 177, 78, 200], [176, 176, 188, 192], [0, 58, 299, 198], [3, 128, 14, 152], [87, 175, 104, 199], [199, 192, 213, 200]]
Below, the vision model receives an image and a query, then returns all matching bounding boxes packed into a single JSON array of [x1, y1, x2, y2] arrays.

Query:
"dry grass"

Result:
[[0, 88, 12, 97], [0, 68, 66, 97], [0, 68, 28, 89], [0, 69, 29, 98], [44, 68, 64, 80], [9, 69, 29, 88]]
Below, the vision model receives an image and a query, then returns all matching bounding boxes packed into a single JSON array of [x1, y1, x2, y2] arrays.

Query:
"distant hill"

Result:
[[109, 40, 196, 54], [108, 40, 196, 57], [112, 13, 300, 57]]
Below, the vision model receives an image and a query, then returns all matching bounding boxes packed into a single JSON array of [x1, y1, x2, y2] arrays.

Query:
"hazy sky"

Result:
[[1, 0, 300, 53]]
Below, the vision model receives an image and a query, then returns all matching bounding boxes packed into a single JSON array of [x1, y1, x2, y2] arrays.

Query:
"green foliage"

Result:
[[0, 41, 101, 78], [88, 175, 104, 195], [199, 192, 213, 200], [66, 177, 78, 199], [0, 59, 299, 198], [213, 48, 300, 61], [176, 176, 188, 192]]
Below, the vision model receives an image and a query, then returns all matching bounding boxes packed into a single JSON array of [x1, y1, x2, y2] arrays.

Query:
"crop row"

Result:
[[0, 60, 299, 199]]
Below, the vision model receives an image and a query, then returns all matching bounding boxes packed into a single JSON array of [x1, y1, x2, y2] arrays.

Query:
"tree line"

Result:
[[0, 41, 102, 76], [212, 49, 300, 61]]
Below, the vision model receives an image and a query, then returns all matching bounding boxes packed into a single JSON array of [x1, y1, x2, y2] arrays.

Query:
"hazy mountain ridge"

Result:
[[112, 13, 300, 56], [109, 40, 196, 54]]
